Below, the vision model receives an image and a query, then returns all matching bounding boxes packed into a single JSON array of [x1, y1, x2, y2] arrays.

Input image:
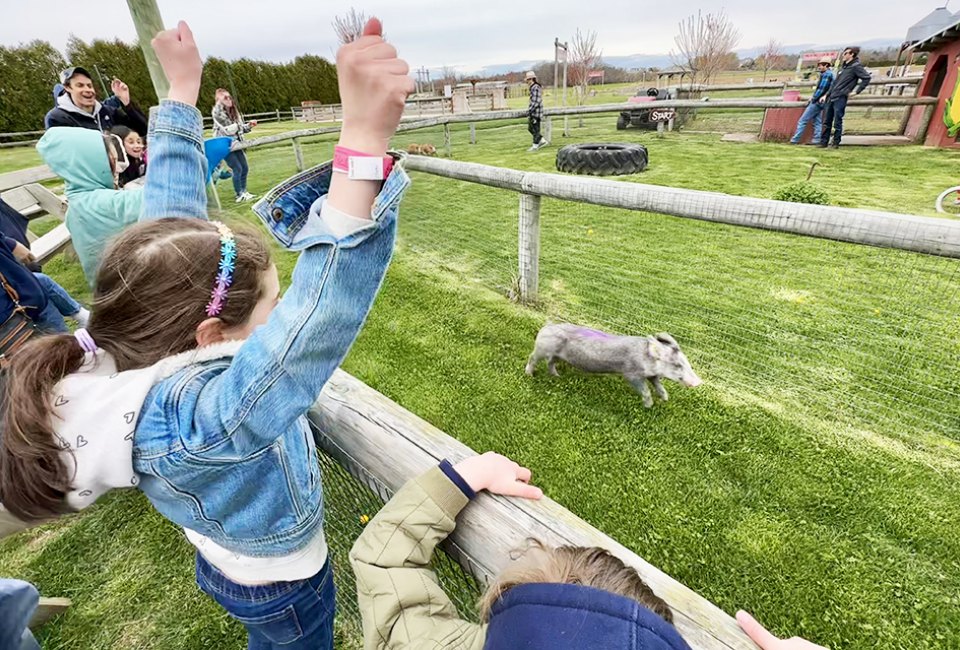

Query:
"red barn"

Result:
[[905, 11, 960, 147]]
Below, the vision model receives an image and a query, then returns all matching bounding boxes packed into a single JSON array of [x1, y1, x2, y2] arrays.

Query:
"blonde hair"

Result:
[[479, 540, 673, 623]]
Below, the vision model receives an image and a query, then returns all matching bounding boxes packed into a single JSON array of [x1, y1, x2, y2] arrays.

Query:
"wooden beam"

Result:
[[29, 597, 71, 629], [309, 370, 754, 650], [24, 184, 67, 220], [0, 166, 57, 192], [32, 224, 73, 264], [125, 0, 169, 99]]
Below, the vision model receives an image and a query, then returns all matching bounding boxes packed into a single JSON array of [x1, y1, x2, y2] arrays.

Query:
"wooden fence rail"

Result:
[[240, 96, 938, 153], [402, 156, 960, 302], [310, 369, 754, 650]]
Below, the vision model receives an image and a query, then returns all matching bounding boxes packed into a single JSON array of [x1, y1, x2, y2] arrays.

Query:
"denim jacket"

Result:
[[131, 100, 410, 556]]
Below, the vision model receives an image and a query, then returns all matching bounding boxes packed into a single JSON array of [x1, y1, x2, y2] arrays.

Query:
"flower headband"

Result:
[[206, 221, 236, 317]]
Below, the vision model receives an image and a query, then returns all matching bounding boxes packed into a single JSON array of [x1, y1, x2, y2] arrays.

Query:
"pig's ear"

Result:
[[655, 333, 678, 348], [648, 340, 663, 360]]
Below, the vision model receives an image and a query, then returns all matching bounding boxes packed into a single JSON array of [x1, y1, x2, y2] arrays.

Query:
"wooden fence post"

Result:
[[275, 108, 281, 122], [898, 106, 912, 136], [292, 137, 304, 171], [444, 123, 452, 157], [125, 0, 169, 99], [290, 108, 296, 121], [470, 122, 476, 145], [657, 121, 666, 138], [545, 116, 553, 143], [518, 193, 540, 302], [915, 103, 935, 144]]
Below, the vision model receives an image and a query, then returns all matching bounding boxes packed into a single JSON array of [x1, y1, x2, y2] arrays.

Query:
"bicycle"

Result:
[[935, 185, 960, 215]]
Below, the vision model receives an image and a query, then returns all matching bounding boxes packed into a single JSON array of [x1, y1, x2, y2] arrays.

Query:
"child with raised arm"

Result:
[[0, 19, 414, 649]]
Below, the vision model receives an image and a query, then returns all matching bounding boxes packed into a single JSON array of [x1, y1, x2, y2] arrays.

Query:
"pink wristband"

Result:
[[333, 146, 394, 180]]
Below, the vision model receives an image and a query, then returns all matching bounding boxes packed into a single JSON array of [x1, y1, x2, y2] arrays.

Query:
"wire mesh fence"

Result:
[[394, 156, 960, 451], [316, 432, 483, 649]]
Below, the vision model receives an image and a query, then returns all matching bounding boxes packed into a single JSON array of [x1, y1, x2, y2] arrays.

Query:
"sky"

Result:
[[2, 1, 939, 72]]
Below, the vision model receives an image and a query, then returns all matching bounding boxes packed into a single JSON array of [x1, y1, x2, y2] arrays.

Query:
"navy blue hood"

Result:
[[484, 583, 691, 650]]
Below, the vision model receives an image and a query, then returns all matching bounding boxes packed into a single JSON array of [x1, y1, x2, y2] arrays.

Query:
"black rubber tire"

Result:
[[556, 143, 649, 176], [616, 115, 628, 130]]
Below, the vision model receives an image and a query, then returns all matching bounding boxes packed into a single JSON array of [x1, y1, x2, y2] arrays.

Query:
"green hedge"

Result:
[[0, 38, 339, 133]]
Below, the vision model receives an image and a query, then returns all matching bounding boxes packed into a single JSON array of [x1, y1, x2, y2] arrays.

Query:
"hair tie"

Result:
[[74, 328, 97, 354]]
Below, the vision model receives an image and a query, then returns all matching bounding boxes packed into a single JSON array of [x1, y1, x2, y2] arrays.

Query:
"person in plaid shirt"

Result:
[[525, 71, 549, 151], [790, 57, 835, 144]]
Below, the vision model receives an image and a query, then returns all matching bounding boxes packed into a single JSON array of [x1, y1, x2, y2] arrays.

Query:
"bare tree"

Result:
[[439, 65, 460, 87], [758, 38, 786, 82], [332, 8, 368, 45], [670, 10, 741, 87], [568, 28, 603, 122]]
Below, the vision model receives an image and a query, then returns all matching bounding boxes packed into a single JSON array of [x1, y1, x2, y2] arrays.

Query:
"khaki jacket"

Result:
[[349, 466, 487, 649]]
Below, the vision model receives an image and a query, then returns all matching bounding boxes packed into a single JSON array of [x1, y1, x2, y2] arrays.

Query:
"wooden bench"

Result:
[[0, 166, 74, 264]]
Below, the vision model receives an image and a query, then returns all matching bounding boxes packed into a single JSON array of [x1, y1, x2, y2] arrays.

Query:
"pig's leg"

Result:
[[525, 352, 541, 376], [651, 377, 669, 402], [547, 358, 560, 376], [627, 377, 655, 408]]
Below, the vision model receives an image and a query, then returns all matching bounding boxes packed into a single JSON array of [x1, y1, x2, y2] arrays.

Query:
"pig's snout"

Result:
[[682, 373, 703, 388]]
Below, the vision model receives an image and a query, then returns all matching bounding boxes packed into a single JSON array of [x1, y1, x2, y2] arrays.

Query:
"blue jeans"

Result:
[[225, 150, 250, 196], [0, 579, 40, 650], [32, 273, 80, 334], [790, 102, 825, 143], [196, 554, 336, 650], [820, 95, 849, 145]]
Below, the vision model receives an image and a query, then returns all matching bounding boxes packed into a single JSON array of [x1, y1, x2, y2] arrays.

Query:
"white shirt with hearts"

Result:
[[50, 340, 245, 512]]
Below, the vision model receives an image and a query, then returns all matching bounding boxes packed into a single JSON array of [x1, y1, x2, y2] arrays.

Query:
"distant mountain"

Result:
[[456, 37, 902, 77]]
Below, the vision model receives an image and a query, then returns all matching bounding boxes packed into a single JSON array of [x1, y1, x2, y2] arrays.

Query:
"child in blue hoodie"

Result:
[[36, 127, 143, 287]]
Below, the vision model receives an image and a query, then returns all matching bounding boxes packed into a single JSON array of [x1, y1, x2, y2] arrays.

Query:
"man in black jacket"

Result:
[[818, 47, 871, 148], [44, 67, 147, 136]]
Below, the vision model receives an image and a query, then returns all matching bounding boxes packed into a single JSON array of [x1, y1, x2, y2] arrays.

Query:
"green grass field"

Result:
[[1, 113, 959, 649]]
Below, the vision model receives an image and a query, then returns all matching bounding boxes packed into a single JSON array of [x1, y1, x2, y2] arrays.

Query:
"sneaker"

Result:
[[527, 145, 539, 152], [830, 143, 840, 149], [537, 139, 550, 149], [235, 194, 247, 203], [237, 191, 257, 202]]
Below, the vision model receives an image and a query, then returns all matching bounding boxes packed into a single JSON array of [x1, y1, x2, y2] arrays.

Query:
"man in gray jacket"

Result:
[[818, 46, 871, 148]]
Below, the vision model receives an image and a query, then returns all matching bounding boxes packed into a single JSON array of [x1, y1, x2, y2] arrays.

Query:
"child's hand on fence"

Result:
[[736, 611, 828, 650], [336, 17, 414, 155], [152, 21, 203, 107], [454, 452, 543, 500]]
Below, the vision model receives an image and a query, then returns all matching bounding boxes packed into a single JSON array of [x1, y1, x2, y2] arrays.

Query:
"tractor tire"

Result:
[[616, 115, 628, 130], [556, 143, 649, 176]]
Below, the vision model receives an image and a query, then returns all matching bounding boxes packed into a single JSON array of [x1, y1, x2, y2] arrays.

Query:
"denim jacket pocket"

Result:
[[252, 152, 410, 251]]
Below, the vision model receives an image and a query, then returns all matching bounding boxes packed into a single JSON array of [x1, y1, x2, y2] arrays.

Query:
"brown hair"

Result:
[[479, 540, 674, 624], [0, 218, 271, 521], [215, 88, 241, 123]]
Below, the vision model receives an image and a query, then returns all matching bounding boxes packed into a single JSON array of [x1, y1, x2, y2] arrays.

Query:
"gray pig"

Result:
[[525, 323, 702, 407]]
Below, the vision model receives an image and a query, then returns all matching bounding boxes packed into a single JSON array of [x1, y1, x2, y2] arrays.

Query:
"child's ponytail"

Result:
[[1, 334, 85, 521]]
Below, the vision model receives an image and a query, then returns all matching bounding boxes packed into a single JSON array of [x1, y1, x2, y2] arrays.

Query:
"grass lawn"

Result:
[[1, 112, 959, 650]]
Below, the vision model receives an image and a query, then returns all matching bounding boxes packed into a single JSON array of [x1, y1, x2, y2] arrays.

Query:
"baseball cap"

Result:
[[59, 66, 93, 86], [525, 71, 536, 80]]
